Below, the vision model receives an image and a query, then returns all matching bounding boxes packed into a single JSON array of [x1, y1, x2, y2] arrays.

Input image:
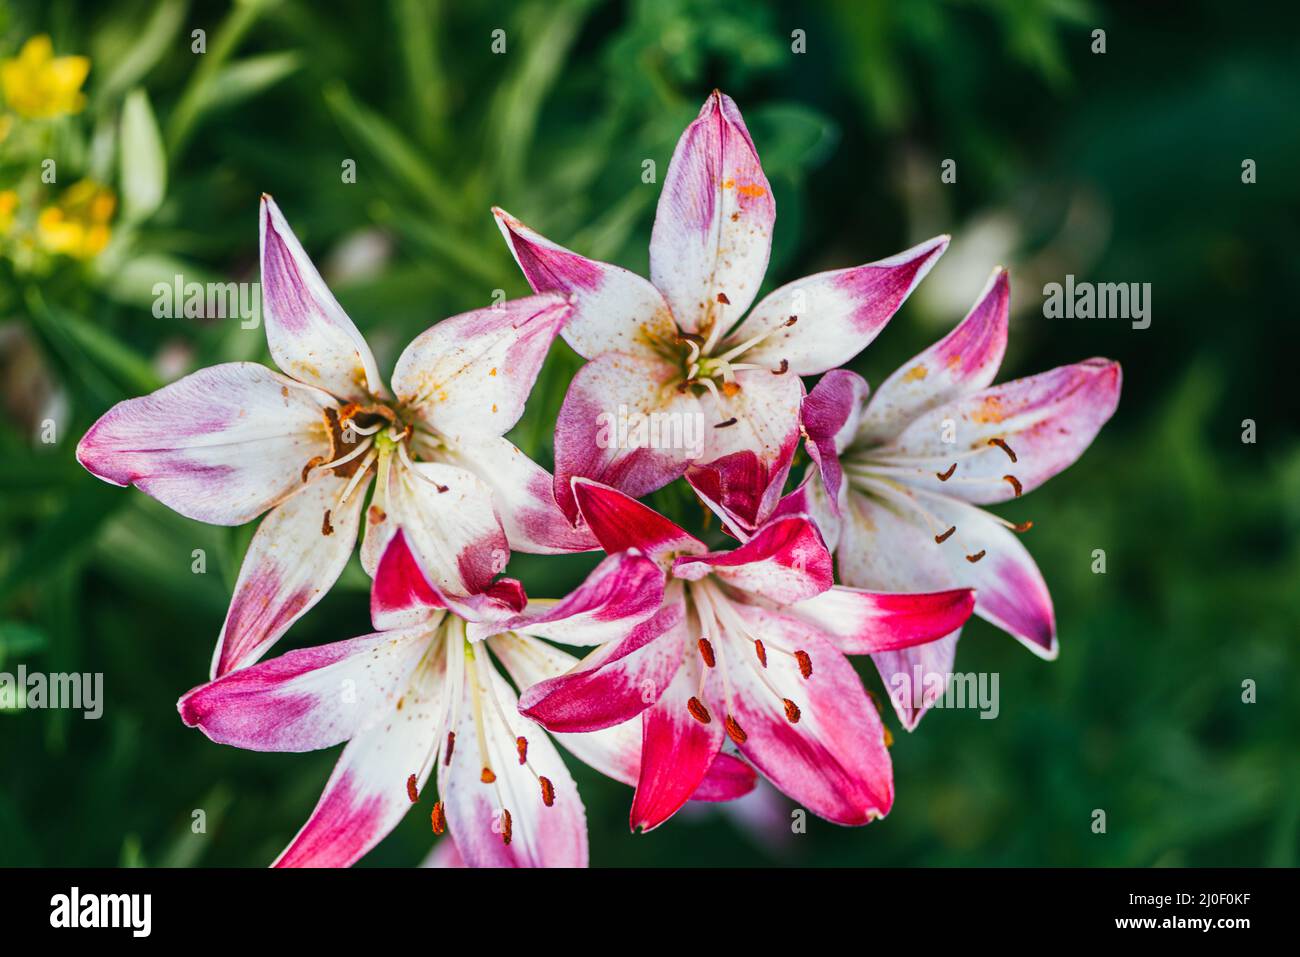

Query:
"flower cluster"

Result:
[[77, 91, 1120, 867]]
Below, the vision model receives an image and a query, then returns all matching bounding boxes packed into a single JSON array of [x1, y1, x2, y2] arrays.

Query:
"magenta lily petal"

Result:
[[725, 235, 950, 376], [879, 358, 1122, 504], [443, 434, 597, 553], [631, 658, 724, 832], [518, 596, 686, 733], [260, 195, 385, 402], [213, 472, 366, 677], [392, 292, 572, 443], [76, 362, 333, 526], [650, 91, 774, 333], [787, 584, 974, 655], [672, 516, 833, 605], [709, 611, 892, 825], [440, 659, 587, 868], [360, 460, 508, 594], [503, 550, 668, 647], [857, 266, 1009, 445], [873, 634, 961, 732], [553, 351, 702, 522], [800, 369, 871, 517], [571, 477, 707, 565], [493, 207, 678, 360]]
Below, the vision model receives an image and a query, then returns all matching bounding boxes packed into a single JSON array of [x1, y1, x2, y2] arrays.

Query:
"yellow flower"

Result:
[[36, 180, 115, 259], [1, 35, 90, 119], [0, 190, 17, 235]]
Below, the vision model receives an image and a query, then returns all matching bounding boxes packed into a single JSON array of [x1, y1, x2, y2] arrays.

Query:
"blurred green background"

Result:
[[1, 0, 1297, 867]]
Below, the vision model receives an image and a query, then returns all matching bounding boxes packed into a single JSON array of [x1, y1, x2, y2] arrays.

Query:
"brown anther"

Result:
[[1002, 474, 1023, 497], [500, 809, 513, 845], [697, 637, 716, 668], [539, 776, 555, 807], [301, 456, 324, 482], [936, 463, 957, 481], [444, 731, 455, 765], [406, 774, 419, 803], [714, 417, 738, 429], [783, 698, 801, 723], [687, 696, 712, 724], [676, 380, 692, 393], [785, 316, 798, 327], [516, 736, 528, 765], [430, 801, 446, 835], [724, 715, 748, 745], [988, 437, 1017, 462], [1012, 520, 1034, 533], [435, 483, 450, 493], [716, 292, 731, 305], [481, 767, 496, 784], [368, 505, 387, 525], [754, 639, 768, 668], [966, 550, 986, 563], [934, 525, 956, 544], [795, 650, 813, 679], [772, 358, 789, 375], [321, 509, 334, 536]]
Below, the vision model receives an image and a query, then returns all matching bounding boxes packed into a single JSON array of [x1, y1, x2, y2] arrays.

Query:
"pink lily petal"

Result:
[[724, 235, 949, 376], [710, 608, 893, 825], [631, 658, 724, 832], [441, 434, 598, 553], [650, 91, 774, 334], [440, 654, 587, 867], [420, 839, 466, 868], [872, 633, 960, 732], [877, 359, 1122, 504], [787, 583, 974, 655], [502, 550, 667, 646], [571, 477, 707, 565], [800, 369, 871, 517], [857, 266, 1009, 445], [495, 631, 756, 802], [771, 470, 841, 551], [180, 628, 427, 752], [493, 207, 679, 360], [360, 460, 509, 595], [673, 516, 833, 605], [213, 471, 366, 677], [76, 362, 333, 526], [553, 351, 703, 522], [517, 591, 686, 733], [260, 195, 385, 402], [392, 292, 571, 443]]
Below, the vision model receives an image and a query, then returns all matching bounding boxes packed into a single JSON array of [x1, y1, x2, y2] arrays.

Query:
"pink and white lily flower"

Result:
[[788, 268, 1121, 728], [178, 530, 750, 867], [513, 477, 976, 831], [78, 195, 592, 679], [493, 91, 949, 531]]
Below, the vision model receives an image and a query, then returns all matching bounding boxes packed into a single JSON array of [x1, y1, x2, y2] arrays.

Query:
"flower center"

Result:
[[672, 297, 795, 415]]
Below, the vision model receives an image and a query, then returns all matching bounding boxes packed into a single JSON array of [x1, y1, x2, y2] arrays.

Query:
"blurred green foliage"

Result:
[[0, 0, 1296, 867]]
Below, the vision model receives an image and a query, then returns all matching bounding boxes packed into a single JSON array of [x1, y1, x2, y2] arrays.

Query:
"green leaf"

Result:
[[94, 0, 189, 106], [0, 622, 48, 668], [119, 89, 168, 222], [193, 52, 302, 117]]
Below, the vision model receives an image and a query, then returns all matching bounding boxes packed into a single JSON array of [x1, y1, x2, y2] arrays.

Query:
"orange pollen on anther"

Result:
[[935, 526, 956, 544], [406, 774, 419, 803], [1003, 474, 1023, 497], [988, 437, 1017, 462], [697, 637, 716, 668], [481, 767, 496, 784], [883, 726, 895, 748], [1012, 520, 1034, 533], [716, 292, 731, 305], [795, 650, 813, 679], [321, 509, 334, 536], [725, 715, 748, 745], [722, 381, 741, 398], [783, 699, 801, 723], [539, 776, 555, 807], [516, 736, 528, 765], [444, 731, 455, 766], [687, 696, 712, 724], [936, 463, 958, 482], [754, 640, 767, 668], [430, 801, 446, 835], [500, 809, 513, 846], [301, 456, 323, 482], [368, 505, 387, 525], [966, 550, 986, 563]]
